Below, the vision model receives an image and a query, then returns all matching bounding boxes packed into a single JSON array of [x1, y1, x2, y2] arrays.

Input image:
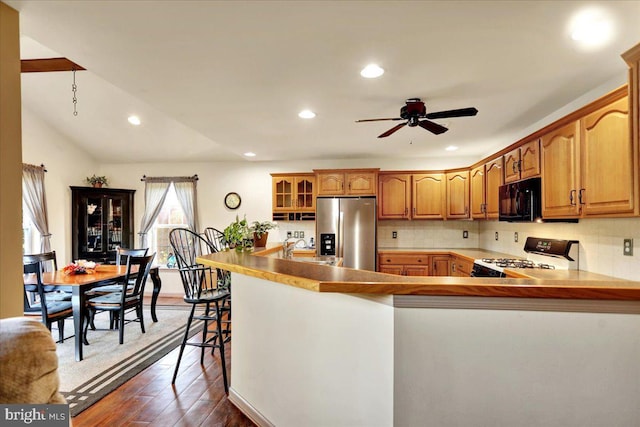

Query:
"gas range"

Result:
[[470, 237, 579, 278]]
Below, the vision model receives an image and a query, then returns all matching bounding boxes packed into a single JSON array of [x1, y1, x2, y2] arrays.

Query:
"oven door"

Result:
[[470, 262, 506, 278]]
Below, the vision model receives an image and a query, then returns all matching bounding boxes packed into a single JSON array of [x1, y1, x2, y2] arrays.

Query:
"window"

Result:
[[22, 210, 39, 255], [149, 183, 187, 268]]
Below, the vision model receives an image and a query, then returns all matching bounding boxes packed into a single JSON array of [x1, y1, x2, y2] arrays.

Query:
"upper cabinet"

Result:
[[315, 169, 378, 196], [271, 173, 316, 220], [504, 139, 541, 183], [378, 173, 411, 219], [542, 90, 634, 218], [470, 165, 485, 219], [71, 186, 135, 263], [470, 157, 504, 220], [378, 172, 445, 220], [413, 173, 446, 219], [446, 170, 470, 219]]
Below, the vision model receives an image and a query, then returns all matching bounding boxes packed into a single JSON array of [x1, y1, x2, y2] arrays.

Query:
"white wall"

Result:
[[21, 107, 97, 263]]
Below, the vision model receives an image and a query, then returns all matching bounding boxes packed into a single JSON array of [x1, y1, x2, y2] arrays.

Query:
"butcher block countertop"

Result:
[[196, 244, 640, 300]]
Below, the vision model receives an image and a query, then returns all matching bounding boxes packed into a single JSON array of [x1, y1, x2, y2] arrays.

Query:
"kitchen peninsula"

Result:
[[198, 246, 640, 427]]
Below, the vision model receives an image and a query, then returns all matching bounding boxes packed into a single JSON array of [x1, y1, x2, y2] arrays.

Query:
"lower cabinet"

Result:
[[450, 255, 473, 277], [378, 253, 430, 276], [431, 255, 451, 276]]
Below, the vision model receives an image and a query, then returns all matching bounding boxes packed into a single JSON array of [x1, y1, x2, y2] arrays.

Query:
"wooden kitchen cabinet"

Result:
[[504, 139, 540, 183], [471, 157, 503, 220], [271, 173, 316, 219], [541, 90, 632, 219], [541, 121, 581, 218], [485, 157, 504, 219], [446, 170, 470, 219], [378, 173, 411, 219], [431, 255, 451, 276], [412, 173, 446, 219], [378, 253, 430, 276], [450, 255, 473, 277], [315, 168, 378, 196]]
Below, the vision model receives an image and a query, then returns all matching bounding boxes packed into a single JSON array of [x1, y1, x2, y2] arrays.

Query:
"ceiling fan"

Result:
[[356, 98, 478, 138]]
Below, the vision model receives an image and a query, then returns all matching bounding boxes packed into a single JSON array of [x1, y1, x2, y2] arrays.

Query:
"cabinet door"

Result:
[[346, 171, 377, 195], [295, 176, 316, 212], [379, 265, 403, 275], [485, 157, 504, 219], [541, 121, 581, 218], [431, 256, 450, 276], [519, 139, 541, 179], [316, 172, 345, 196], [272, 176, 295, 211], [581, 96, 634, 216], [378, 174, 411, 219], [404, 266, 429, 276], [413, 173, 445, 219], [446, 171, 470, 219], [504, 148, 521, 183], [470, 165, 486, 219]]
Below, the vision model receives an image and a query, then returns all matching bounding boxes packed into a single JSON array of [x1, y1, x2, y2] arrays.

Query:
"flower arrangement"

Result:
[[63, 263, 95, 275], [86, 174, 108, 187]]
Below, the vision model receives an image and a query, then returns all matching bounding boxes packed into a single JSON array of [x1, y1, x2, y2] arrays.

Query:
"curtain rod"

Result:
[[140, 174, 198, 182]]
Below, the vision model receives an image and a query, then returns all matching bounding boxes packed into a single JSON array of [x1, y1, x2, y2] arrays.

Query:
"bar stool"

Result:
[[169, 228, 231, 392]]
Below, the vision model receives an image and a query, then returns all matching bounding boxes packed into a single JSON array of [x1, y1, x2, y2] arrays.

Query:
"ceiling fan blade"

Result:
[[378, 122, 407, 138], [355, 117, 403, 123], [418, 119, 448, 135], [425, 107, 478, 119]]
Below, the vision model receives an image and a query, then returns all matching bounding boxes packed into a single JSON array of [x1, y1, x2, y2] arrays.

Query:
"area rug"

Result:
[[54, 307, 199, 416]]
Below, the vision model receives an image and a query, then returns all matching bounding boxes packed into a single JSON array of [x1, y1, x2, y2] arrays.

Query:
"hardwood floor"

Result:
[[72, 300, 255, 427]]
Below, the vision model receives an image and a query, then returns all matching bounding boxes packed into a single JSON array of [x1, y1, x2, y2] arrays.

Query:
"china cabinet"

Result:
[[71, 186, 135, 263]]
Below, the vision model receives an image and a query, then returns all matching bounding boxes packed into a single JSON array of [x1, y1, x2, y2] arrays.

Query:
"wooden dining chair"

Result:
[[23, 255, 74, 343], [169, 228, 230, 392], [83, 253, 156, 345]]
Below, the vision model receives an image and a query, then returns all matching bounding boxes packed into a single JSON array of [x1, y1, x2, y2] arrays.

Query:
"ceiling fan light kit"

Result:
[[356, 98, 478, 138]]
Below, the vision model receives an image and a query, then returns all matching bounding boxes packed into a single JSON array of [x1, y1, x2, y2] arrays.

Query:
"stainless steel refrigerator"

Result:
[[316, 197, 377, 271]]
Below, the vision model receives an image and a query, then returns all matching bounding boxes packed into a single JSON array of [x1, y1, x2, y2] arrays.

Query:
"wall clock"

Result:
[[224, 192, 241, 210]]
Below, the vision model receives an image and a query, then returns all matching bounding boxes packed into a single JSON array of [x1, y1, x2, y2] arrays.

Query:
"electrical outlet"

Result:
[[392, 231, 397, 239], [495, 232, 499, 241], [514, 232, 519, 243], [300, 231, 305, 239], [462, 230, 468, 239], [293, 231, 299, 238], [624, 238, 633, 256]]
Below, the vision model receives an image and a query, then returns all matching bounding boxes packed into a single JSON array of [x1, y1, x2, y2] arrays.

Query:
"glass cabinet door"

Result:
[[108, 198, 123, 251], [85, 197, 103, 254]]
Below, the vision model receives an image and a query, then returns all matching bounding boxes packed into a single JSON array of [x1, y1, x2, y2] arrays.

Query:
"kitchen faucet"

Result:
[[282, 237, 307, 259]]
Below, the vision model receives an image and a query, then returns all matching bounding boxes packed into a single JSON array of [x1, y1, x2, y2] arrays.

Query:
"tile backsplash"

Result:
[[478, 218, 640, 281], [378, 220, 480, 249]]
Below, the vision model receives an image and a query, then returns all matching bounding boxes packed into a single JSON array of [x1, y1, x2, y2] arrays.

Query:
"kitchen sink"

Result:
[[287, 256, 339, 266]]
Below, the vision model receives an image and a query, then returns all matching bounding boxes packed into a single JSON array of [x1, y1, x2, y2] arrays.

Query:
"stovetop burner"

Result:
[[480, 258, 556, 270]]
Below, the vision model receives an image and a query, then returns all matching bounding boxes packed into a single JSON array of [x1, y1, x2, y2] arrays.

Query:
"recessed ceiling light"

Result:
[[360, 64, 384, 79], [243, 152, 256, 157], [445, 146, 458, 151], [569, 8, 613, 47], [298, 110, 316, 119], [127, 115, 141, 125]]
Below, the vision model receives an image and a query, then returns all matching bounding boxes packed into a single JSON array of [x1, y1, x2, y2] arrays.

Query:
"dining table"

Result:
[[24, 264, 162, 361]]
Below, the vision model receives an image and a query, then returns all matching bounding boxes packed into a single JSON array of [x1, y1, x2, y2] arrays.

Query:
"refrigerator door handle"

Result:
[[338, 210, 345, 258]]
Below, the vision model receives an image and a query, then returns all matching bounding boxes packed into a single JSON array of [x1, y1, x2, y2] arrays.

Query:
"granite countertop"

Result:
[[197, 245, 640, 301]]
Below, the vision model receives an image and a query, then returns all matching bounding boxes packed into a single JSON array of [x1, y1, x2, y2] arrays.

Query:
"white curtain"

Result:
[[22, 163, 52, 254], [174, 180, 198, 233], [138, 181, 171, 247]]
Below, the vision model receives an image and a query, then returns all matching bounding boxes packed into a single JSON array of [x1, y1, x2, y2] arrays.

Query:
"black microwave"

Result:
[[498, 177, 542, 222]]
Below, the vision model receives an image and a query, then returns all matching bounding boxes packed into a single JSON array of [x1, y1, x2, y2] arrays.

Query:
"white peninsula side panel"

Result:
[[394, 301, 640, 427], [230, 273, 394, 427]]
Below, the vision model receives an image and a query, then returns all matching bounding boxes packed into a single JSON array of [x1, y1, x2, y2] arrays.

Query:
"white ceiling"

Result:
[[7, 0, 640, 164]]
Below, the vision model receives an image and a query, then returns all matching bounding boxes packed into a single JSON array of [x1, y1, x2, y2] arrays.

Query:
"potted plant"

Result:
[[250, 220, 278, 247], [86, 174, 109, 188], [222, 215, 252, 252]]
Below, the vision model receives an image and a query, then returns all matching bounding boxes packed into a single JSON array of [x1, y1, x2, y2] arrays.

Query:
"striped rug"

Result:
[[55, 307, 200, 416]]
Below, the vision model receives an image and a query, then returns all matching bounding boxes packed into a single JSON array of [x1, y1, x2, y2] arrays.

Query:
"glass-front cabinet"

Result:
[[71, 186, 135, 263]]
